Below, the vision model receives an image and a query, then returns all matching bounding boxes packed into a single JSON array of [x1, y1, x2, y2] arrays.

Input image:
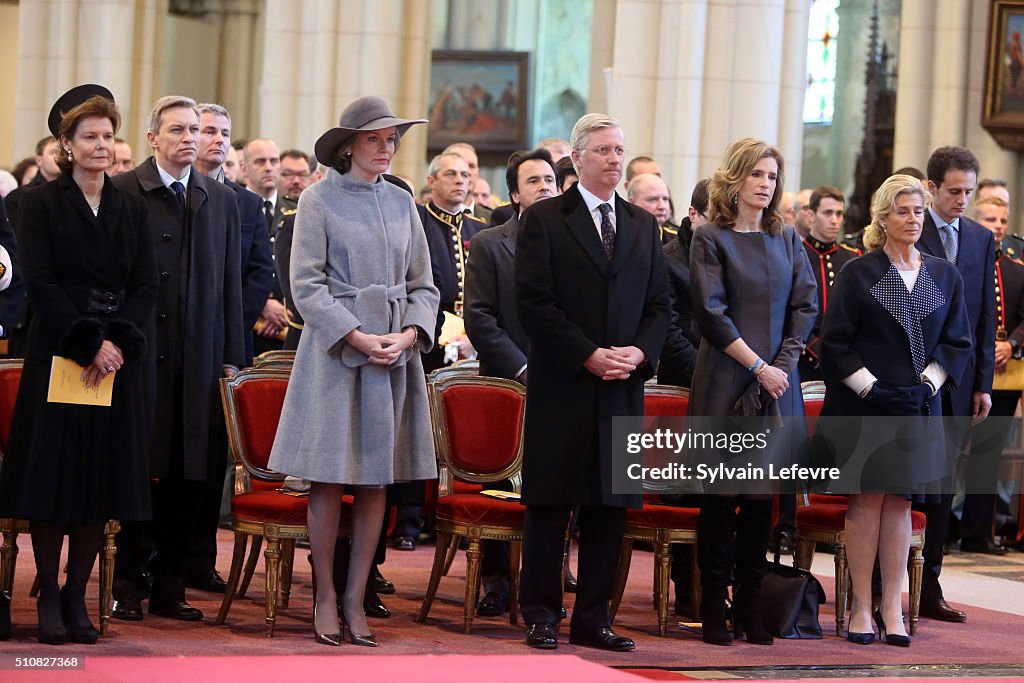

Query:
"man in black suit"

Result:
[[515, 114, 670, 651], [111, 95, 244, 622], [960, 196, 1018, 555], [464, 148, 557, 616], [185, 103, 274, 595], [195, 104, 274, 367], [914, 146, 996, 623]]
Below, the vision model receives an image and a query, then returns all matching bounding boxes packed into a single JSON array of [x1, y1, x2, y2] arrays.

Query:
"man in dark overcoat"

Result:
[[111, 95, 244, 621], [515, 113, 670, 651], [915, 146, 996, 623]]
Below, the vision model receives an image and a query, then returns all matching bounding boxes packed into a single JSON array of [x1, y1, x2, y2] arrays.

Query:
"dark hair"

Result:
[[282, 148, 316, 174], [231, 138, 247, 151], [555, 156, 577, 190], [505, 148, 556, 204], [12, 157, 37, 185], [808, 185, 845, 213], [56, 96, 120, 173], [978, 177, 1008, 192], [34, 136, 55, 156], [690, 178, 710, 215], [893, 166, 925, 180], [926, 146, 979, 187], [625, 155, 655, 181]]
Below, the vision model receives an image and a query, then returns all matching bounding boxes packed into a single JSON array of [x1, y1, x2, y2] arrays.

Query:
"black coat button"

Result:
[[157, 354, 166, 363], [160, 271, 170, 280], [162, 233, 172, 242], [158, 314, 167, 322]]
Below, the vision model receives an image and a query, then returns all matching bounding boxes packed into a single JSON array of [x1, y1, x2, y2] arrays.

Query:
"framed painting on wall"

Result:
[[427, 50, 529, 153], [983, 0, 1024, 149]]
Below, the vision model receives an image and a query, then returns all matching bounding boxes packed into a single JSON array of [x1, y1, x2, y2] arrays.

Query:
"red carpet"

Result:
[[2, 530, 1022, 669]]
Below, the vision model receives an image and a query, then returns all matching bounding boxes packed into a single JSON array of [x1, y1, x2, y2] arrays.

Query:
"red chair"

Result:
[[216, 367, 351, 637], [610, 385, 699, 636], [416, 374, 526, 634], [794, 382, 925, 636], [0, 359, 120, 635]]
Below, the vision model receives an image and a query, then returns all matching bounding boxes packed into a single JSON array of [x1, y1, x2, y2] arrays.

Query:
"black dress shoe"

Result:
[[569, 627, 635, 652], [111, 598, 143, 621], [526, 623, 558, 649], [563, 573, 578, 594], [391, 536, 416, 551], [370, 567, 395, 595], [362, 591, 391, 619], [477, 591, 508, 617], [960, 538, 1009, 555], [186, 569, 228, 593], [560, 606, 568, 620], [149, 599, 204, 621], [919, 598, 966, 623]]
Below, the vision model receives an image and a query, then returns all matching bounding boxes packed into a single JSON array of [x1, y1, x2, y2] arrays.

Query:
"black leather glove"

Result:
[[902, 382, 933, 409], [771, 336, 805, 376], [863, 381, 919, 416]]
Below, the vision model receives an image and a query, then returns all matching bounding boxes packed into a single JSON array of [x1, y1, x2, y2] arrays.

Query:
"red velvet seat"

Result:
[[0, 359, 120, 635], [609, 385, 698, 637], [216, 368, 350, 637], [808, 493, 849, 506], [416, 374, 526, 634]]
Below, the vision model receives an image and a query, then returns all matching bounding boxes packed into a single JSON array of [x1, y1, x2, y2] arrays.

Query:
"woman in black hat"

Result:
[[0, 85, 157, 645], [268, 96, 438, 646]]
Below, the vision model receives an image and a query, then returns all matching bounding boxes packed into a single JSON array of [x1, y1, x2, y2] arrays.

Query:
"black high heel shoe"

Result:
[[700, 595, 733, 646], [341, 608, 377, 647], [732, 592, 773, 645], [313, 603, 341, 646], [873, 609, 910, 647], [60, 588, 98, 645], [847, 629, 875, 645]]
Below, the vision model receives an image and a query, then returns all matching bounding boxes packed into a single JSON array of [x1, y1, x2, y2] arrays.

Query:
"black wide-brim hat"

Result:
[[48, 84, 115, 138], [314, 96, 427, 166]]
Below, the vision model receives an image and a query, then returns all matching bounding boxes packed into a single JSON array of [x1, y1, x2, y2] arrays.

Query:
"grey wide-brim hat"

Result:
[[314, 96, 428, 166]]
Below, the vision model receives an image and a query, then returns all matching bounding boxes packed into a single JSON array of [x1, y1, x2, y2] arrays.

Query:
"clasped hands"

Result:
[[345, 328, 417, 366], [863, 380, 932, 416], [585, 346, 645, 381], [83, 340, 124, 388]]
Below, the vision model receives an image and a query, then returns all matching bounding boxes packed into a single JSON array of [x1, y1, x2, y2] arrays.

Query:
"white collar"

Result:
[[155, 162, 190, 189], [577, 182, 615, 213]]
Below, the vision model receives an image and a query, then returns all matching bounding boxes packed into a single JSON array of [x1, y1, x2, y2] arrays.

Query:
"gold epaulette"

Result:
[[495, 200, 511, 208], [464, 213, 487, 225], [839, 243, 861, 255], [282, 207, 297, 216]]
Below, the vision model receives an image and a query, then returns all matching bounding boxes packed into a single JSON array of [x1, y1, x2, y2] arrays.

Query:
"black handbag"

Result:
[[759, 551, 826, 639]]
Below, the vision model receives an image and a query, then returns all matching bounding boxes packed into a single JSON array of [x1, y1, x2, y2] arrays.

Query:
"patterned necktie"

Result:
[[940, 223, 958, 265], [598, 203, 615, 260], [171, 181, 185, 213]]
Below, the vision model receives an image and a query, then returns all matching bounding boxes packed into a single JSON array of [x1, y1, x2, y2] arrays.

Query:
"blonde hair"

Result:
[[707, 138, 785, 235], [864, 174, 932, 250]]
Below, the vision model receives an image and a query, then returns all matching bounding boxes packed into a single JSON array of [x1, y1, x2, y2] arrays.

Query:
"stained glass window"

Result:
[[804, 0, 839, 124]]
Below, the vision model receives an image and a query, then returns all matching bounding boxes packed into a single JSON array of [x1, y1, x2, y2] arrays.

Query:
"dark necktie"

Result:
[[598, 202, 615, 260], [171, 180, 185, 214], [264, 200, 274, 234]]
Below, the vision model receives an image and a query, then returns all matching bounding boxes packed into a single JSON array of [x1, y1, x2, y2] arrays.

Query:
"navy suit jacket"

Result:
[[226, 179, 273, 365], [917, 211, 996, 415]]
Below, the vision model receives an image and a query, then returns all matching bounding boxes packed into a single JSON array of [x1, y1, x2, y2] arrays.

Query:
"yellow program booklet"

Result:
[[47, 356, 114, 407]]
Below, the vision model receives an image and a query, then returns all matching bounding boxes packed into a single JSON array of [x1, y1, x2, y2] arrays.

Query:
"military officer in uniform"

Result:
[[799, 186, 860, 382], [976, 179, 1024, 262], [961, 195, 1020, 555], [627, 172, 678, 244]]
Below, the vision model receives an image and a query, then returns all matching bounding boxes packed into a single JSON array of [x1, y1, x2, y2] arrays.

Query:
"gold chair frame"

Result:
[[253, 350, 296, 366], [417, 373, 525, 633]]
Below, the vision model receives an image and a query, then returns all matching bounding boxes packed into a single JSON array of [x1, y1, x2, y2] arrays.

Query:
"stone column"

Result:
[[13, 0, 166, 160], [259, 0, 433, 180]]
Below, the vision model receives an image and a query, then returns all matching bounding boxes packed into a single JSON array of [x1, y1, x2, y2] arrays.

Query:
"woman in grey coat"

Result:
[[268, 97, 438, 646]]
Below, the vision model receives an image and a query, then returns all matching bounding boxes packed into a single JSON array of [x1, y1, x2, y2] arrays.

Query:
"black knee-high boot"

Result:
[[62, 524, 103, 644], [30, 521, 67, 645], [698, 495, 736, 645], [732, 498, 773, 645]]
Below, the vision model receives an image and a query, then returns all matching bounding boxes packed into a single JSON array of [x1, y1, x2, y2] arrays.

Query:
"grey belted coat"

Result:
[[268, 170, 439, 485]]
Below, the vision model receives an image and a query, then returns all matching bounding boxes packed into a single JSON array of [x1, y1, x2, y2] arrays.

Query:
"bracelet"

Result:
[[754, 363, 769, 377], [748, 358, 764, 374]]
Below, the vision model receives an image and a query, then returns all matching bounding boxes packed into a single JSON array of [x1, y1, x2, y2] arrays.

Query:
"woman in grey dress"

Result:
[[268, 97, 439, 646], [689, 138, 817, 645]]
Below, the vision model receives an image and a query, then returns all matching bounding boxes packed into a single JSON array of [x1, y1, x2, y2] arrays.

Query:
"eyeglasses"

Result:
[[584, 146, 627, 158], [281, 170, 311, 179]]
